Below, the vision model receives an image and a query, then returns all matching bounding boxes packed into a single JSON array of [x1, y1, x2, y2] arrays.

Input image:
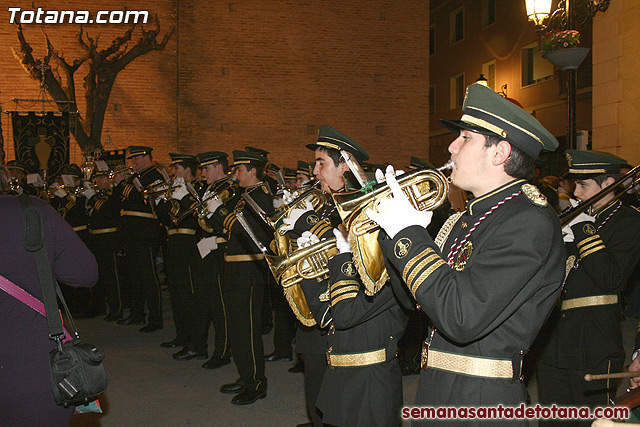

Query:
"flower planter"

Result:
[[542, 47, 590, 71]]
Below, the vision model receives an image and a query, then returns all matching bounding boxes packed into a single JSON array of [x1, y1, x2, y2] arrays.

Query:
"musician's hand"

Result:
[[630, 352, 640, 388], [171, 184, 188, 200], [333, 226, 352, 254], [375, 168, 405, 184], [206, 198, 223, 216], [366, 165, 432, 239], [280, 200, 314, 232], [562, 212, 595, 243], [297, 231, 320, 248]]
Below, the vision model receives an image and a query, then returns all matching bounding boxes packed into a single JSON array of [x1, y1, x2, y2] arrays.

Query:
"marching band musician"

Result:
[[86, 163, 123, 321], [184, 151, 232, 370], [154, 153, 206, 360], [296, 160, 313, 189], [116, 146, 165, 333], [6, 160, 38, 196], [538, 150, 640, 426], [202, 149, 273, 405], [368, 83, 565, 425], [283, 125, 408, 426]]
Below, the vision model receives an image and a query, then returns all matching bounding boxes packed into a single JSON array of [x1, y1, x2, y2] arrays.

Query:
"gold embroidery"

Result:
[[454, 241, 473, 272]]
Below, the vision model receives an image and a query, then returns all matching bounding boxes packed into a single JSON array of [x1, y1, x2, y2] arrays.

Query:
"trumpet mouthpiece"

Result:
[[438, 160, 454, 172]]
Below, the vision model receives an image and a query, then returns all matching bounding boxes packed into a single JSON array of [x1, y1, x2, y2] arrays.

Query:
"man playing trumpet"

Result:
[[368, 83, 565, 423]]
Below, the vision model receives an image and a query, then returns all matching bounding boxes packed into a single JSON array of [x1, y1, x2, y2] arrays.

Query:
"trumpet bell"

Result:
[[265, 237, 338, 326], [333, 167, 450, 295]]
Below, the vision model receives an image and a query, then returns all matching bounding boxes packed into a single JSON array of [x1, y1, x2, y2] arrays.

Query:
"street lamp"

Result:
[[524, 0, 610, 150], [525, 0, 552, 27]]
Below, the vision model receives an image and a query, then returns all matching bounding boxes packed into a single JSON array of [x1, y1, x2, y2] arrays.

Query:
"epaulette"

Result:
[[522, 183, 548, 207], [246, 181, 271, 196]]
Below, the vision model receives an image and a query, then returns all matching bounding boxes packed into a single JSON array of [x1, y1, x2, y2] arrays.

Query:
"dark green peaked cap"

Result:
[[306, 125, 369, 163], [169, 153, 197, 167], [440, 83, 559, 159], [231, 150, 268, 167], [126, 145, 153, 159], [564, 150, 627, 179], [197, 151, 228, 167]]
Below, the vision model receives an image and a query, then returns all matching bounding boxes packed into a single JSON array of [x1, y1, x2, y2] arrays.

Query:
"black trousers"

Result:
[[191, 246, 230, 358], [165, 234, 199, 346], [223, 260, 267, 392], [302, 353, 327, 427], [90, 236, 121, 316], [271, 285, 296, 357], [537, 357, 625, 427], [127, 244, 162, 327]]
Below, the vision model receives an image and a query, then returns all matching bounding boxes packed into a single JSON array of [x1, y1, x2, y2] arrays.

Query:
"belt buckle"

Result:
[[421, 342, 428, 371], [326, 346, 333, 369]]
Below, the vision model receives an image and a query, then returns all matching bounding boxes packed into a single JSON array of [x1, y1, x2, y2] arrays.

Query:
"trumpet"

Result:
[[267, 182, 326, 234], [265, 237, 338, 289], [559, 164, 640, 227], [332, 160, 453, 295], [171, 177, 237, 225], [334, 160, 453, 236]]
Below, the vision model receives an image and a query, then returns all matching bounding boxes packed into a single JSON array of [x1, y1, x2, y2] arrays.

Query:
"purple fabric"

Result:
[[0, 274, 73, 342], [0, 195, 98, 425]]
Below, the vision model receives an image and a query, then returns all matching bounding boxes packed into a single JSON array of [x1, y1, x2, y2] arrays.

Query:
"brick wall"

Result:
[[0, 1, 429, 171]]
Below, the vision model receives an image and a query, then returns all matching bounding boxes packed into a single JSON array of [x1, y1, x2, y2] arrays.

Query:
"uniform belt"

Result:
[[326, 347, 387, 368], [560, 295, 618, 311], [121, 209, 157, 219], [72, 225, 87, 232], [224, 253, 265, 262], [424, 348, 513, 379], [89, 227, 118, 235], [167, 228, 196, 236]]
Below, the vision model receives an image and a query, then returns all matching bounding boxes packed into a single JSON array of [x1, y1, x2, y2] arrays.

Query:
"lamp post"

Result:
[[525, 0, 610, 150]]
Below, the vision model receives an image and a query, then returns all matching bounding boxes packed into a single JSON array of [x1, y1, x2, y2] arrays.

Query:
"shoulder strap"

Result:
[[17, 195, 65, 340]]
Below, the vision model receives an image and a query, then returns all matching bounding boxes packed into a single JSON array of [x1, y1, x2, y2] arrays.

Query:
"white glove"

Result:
[[280, 200, 314, 232], [297, 231, 320, 248], [206, 198, 223, 217], [171, 184, 188, 200], [562, 211, 595, 243], [375, 168, 405, 184], [333, 228, 352, 254], [51, 183, 67, 198], [282, 189, 294, 205], [273, 197, 285, 209], [82, 182, 96, 200], [366, 165, 433, 239]]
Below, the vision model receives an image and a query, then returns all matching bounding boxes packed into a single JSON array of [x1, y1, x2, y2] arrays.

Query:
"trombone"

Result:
[[559, 164, 640, 227]]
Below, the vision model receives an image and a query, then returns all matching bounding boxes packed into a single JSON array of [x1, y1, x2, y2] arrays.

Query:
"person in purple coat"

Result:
[[0, 165, 98, 427]]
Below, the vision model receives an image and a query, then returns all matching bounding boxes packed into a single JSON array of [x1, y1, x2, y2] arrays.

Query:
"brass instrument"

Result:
[[8, 178, 22, 193], [265, 237, 338, 326], [265, 182, 326, 235], [171, 177, 237, 226], [332, 160, 453, 295], [559, 164, 640, 227]]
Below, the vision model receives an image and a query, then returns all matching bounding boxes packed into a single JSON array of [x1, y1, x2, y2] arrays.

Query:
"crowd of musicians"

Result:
[[3, 83, 640, 426]]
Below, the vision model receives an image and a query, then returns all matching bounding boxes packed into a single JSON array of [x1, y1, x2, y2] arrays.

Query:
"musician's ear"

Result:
[[491, 140, 512, 167]]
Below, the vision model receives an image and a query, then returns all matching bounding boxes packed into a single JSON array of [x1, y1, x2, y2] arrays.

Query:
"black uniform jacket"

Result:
[[119, 166, 164, 247], [87, 189, 122, 249], [542, 201, 640, 369], [380, 179, 565, 411], [205, 182, 273, 259], [300, 251, 407, 427]]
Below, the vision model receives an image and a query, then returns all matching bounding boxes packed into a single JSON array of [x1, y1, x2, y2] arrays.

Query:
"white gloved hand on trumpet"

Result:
[[366, 165, 433, 239]]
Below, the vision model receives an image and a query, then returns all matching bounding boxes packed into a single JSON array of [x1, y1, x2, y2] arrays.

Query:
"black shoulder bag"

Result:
[[18, 195, 107, 407]]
